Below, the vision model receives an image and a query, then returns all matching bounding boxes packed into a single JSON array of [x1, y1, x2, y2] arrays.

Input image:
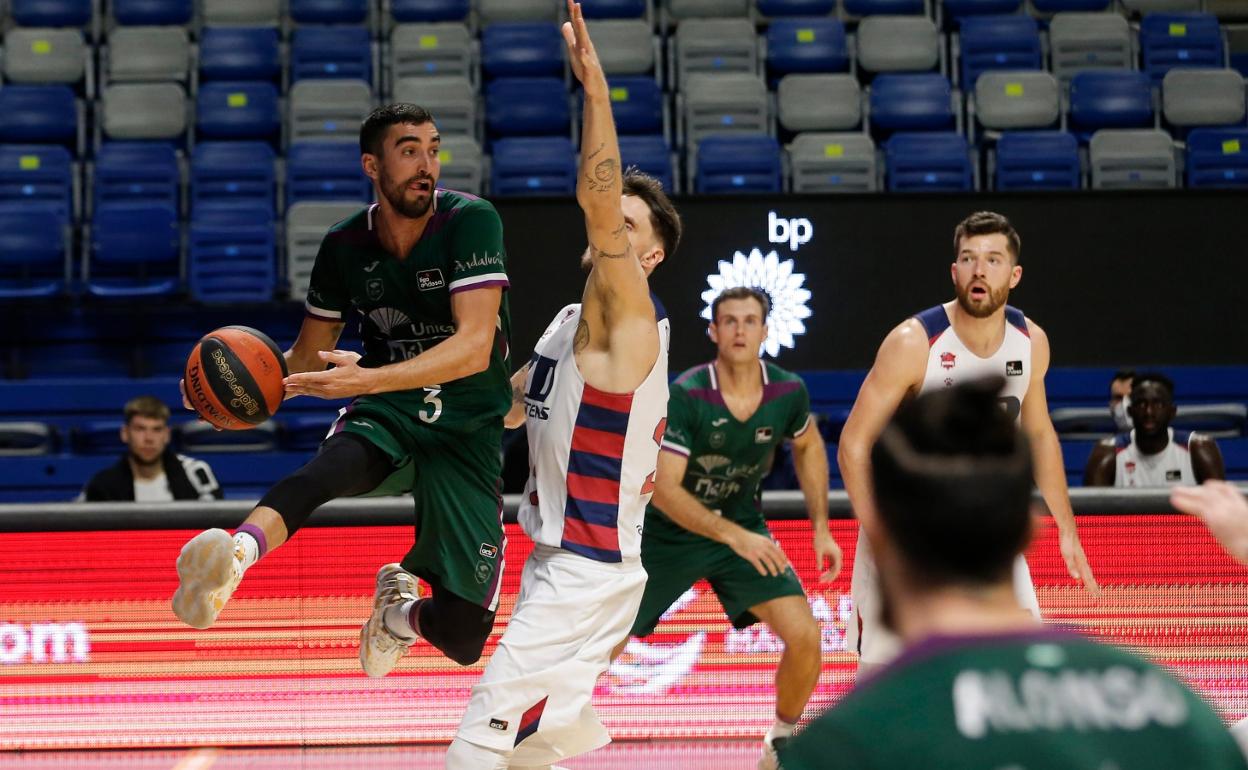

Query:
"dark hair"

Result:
[[1110, 368, 1135, 392], [622, 168, 682, 261], [871, 377, 1033, 586], [1132, 372, 1175, 402], [953, 211, 1021, 264], [124, 395, 171, 425], [712, 286, 770, 323], [359, 103, 436, 156]]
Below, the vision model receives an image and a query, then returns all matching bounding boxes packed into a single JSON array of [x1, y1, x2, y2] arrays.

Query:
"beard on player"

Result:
[[955, 277, 1010, 319], [380, 169, 436, 219]]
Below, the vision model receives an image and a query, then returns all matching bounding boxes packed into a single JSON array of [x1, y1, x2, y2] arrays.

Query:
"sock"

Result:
[[384, 598, 422, 642], [766, 717, 798, 744], [232, 525, 266, 571]]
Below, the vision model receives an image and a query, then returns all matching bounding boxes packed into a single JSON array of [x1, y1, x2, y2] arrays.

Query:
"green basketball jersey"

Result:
[[304, 191, 511, 431], [646, 360, 812, 542], [781, 629, 1248, 770]]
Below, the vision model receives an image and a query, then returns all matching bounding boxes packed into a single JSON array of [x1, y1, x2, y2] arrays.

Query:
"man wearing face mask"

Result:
[[1109, 369, 1134, 433], [1084, 372, 1225, 487]]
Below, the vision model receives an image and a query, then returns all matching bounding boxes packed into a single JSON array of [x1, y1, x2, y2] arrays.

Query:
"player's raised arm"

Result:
[[837, 320, 928, 531], [563, 0, 650, 318]]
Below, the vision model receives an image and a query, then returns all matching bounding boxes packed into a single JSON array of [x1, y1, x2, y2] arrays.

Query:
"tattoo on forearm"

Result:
[[609, 222, 626, 238], [573, 319, 590, 353], [587, 142, 605, 160], [585, 157, 618, 193], [589, 240, 630, 260]]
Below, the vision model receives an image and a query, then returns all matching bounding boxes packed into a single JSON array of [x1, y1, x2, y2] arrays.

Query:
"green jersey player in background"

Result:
[[172, 104, 514, 678], [781, 379, 1247, 770], [613, 286, 845, 770]]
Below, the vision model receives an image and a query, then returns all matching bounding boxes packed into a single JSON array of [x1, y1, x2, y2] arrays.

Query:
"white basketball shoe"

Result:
[[173, 528, 244, 629], [359, 563, 421, 678]]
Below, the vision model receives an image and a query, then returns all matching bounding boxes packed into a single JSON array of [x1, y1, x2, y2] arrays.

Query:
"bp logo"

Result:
[[701, 248, 812, 358]]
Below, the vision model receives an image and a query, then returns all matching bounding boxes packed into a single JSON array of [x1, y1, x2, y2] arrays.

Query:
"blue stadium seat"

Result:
[[758, 0, 837, 14], [390, 0, 470, 22], [1031, 0, 1109, 10], [843, 0, 924, 16], [994, 130, 1081, 190], [290, 26, 372, 83], [0, 145, 73, 219], [696, 135, 783, 193], [93, 142, 179, 208], [603, 77, 664, 135], [11, 0, 91, 26], [198, 28, 282, 82], [1186, 128, 1248, 187], [485, 77, 570, 139], [619, 135, 675, 193], [1067, 70, 1154, 139], [0, 204, 67, 298], [196, 82, 282, 142], [0, 86, 77, 150], [958, 15, 1041, 88], [581, 0, 647, 18], [282, 413, 335, 451], [72, 420, 125, 454], [285, 141, 371, 206], [112, 0, 192, 23], [765, 18, 849, 83], [87, 203, 180, 297], [868, 73, 956, 136], [290, 0, 368, 24], [190, 141, 276, 215], [481, 23, 565, 79], [490, 137, 577, 196], [1140, 13, 1225, 82], [885, 131, 974, 191], [189, 208, 276, 302], [943, 0, 1020, 24]]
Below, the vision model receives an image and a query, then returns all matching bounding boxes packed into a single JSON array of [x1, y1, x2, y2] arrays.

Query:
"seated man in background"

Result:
[[81, 395, 222, 502], [1109, 368, 1135, 433], [780, 379, 1247, 770], [1084, 372, 1225, 487]]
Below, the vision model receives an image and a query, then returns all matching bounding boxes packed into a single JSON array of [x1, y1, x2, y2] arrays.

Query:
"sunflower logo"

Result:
[[700, 248, 812, 357]]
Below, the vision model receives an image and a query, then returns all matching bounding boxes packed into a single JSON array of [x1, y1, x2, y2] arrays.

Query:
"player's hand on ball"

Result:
[[1059, 528, 1101, 598], [814, 530, 843, 582], [731, 529, 791, 577], [283, 350, 371, 399]]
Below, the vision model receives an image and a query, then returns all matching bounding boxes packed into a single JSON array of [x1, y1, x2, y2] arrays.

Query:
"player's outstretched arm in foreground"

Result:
[[1172, 481, 1248, 566], [789, 418, 842, 581], [1019, 321, 1099, 596]]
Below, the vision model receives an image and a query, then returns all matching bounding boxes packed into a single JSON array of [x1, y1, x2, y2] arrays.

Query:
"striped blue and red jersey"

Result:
[[518, 301, 670, 563]]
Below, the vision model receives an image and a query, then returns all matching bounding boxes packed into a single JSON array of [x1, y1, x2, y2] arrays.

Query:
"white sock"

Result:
[[383, 599, 420, 642], [766, 717, 798, 743], [232, 532, 260, 571]]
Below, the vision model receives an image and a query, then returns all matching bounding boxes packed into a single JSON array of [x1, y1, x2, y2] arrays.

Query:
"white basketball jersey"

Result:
[[1113, 429, 1197, 487], [518, 299, 670, 563], [916, 303, 1032, 419]]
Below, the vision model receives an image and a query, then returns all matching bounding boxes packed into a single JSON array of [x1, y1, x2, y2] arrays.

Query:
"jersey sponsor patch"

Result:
[[1006, 360, 1024, 376], [754, 426, 774, 443], [940, 352, 957, 370], [1166, 469, 1182, 481], [479, 543, 498, 559], [417, 269, 445, 291], [474, 561, 492, 584], [489, 718, 508, 731], [366, 279, 384, 301], [695, 454, 732, 473]]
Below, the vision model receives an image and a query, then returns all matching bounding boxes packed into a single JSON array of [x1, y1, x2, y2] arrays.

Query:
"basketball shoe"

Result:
[[758, 734, 789, 770], [359, 563, 421, 678], [173, 528, 244, 629]]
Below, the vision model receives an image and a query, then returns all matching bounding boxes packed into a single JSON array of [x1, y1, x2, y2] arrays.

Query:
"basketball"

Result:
[[184, 326, 288, 431]]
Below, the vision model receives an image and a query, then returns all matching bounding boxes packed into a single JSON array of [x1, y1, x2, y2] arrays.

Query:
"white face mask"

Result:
[[1112, 394, 1132, 432]]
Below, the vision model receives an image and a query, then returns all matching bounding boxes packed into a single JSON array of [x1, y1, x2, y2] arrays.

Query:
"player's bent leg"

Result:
[[747, 595, 822, 770], [411, 582, 496, 666], [359, 562, 422, 678], [173, 432, 394, 630], [360, 574, 496, 676]]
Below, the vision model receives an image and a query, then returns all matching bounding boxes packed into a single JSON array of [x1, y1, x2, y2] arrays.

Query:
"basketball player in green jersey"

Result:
[[780, 380, 1247, 770], [173, 104, 513, 676], [613, 286, 844, 770]]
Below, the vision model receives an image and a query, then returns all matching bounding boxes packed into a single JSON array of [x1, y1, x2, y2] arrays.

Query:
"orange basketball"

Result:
[[184, 326, 288, 431]]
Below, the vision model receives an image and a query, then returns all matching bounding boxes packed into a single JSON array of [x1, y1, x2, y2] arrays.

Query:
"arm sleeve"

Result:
[[785, 380, 814, 439], [446, 200, 510, 295], [660, 388, 695, 457], [304, 235, 349, 321]]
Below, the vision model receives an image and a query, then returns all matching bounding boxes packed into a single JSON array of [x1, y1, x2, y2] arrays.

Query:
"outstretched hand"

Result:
[[814, 531, 844, 582], [1059, 528, 1101, 598], [1172, 481, 1248, 567], [562, 0, 607, 97], [283, 350, 372, 400]]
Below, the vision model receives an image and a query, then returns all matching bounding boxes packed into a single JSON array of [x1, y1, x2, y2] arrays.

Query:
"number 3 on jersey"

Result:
[[419, 386, 443, 424]]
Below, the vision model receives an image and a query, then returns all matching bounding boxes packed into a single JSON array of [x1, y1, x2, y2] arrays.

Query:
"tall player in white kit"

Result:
[[445, 3, 682, 766], [837, 211, 1100, 670]]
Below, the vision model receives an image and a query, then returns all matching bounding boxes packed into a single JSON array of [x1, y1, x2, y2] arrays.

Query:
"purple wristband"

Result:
[[235, 523, 268, 558]]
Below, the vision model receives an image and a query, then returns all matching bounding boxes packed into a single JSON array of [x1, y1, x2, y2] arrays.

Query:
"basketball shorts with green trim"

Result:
[[632, 527, 806, 637], [327, 393, 505, 610]]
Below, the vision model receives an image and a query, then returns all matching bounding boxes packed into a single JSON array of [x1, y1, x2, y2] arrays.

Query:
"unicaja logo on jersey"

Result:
[[701, 248, 812, 358]]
